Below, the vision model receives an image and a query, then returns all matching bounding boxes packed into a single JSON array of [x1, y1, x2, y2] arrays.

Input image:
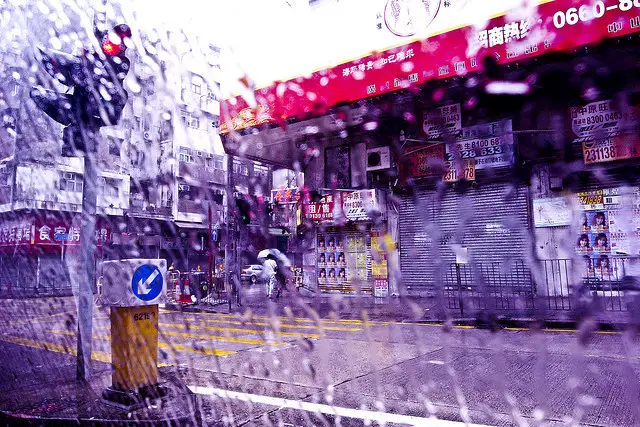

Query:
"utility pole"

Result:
[[30, 20, 131, 380]]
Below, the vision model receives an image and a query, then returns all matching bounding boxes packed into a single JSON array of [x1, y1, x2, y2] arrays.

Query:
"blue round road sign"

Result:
[[132, 264, 163, 302]]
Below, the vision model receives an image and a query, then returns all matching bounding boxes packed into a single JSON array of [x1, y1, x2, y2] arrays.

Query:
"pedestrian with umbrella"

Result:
[[258, 249, 291, 301]]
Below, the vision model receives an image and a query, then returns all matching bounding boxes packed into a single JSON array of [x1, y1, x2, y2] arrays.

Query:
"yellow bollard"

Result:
[[110, 305, 159, 392]]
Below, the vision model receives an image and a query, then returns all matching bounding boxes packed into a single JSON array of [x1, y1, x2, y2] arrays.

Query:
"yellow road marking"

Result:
[[7, 310, 75, 325], [196, 318, 361, 332], [167, 311, 370, 326], [49, 330, 236, 357], [159, 322, 321, 339], [0, 333, 110, 363]]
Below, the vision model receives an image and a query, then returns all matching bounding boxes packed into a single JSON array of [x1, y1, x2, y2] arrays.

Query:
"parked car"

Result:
[[241, 264, 264, 284]]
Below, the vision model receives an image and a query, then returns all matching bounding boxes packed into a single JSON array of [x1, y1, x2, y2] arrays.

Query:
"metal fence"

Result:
[[442, 258, 638, 315]]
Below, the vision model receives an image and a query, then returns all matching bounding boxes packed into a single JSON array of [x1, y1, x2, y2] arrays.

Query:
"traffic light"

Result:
[[235, 197, 251, 225], [30, 23, 131, 157]]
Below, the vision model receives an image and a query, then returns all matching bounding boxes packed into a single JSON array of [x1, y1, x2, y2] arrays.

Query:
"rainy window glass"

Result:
[[2, 0, 640, 426]]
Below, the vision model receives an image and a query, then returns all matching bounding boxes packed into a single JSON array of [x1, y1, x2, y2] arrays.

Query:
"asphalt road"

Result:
[[0, 297, 639, 426]]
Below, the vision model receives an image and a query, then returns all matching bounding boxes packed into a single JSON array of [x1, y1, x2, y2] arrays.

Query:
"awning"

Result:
[[175, 222, 209, 230]]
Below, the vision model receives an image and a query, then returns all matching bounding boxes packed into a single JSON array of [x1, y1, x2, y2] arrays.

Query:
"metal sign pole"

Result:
[[77, 150, 98, 381]]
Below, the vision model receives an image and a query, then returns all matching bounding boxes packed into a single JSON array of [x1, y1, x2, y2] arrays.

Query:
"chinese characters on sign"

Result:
[[448, 120, 514, 169], [423, 103, 461, 139], [443, 159, 475, 183], [271, 187, 300, 204], [221, 0, 640, 133], [341, 49, 415, 77], [476, 19, 531, 49], [404, 119, 514, 180], [570, 100, 640, 165], [402, 144, 445, 179], [342, 190, 382, 222], [0, 216, 111, 247], [305, 194, 338, 222]]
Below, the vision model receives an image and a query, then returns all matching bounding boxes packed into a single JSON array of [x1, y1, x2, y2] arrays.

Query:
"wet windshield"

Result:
[[1, 0, 640, 426]]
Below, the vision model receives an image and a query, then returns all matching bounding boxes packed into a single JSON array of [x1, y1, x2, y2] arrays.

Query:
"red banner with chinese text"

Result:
[[221, 0, 640, 133]]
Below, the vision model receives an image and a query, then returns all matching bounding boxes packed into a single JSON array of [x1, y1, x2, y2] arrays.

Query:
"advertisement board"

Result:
[[221, 0, 640, 133], [271, 187, 300, 204], [423, 103, 461, 139], [571, 99, 640, 165], [0, 215, 110, 248], [304, 194, 340, 222], [402, 144, 445, 179], [448, 120, 514, 170], [533, 197, 572, 228]]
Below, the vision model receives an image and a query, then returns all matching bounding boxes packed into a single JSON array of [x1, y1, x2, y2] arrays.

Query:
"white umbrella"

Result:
[[257, 249, 272, 261], [257, 248, 292, 268]]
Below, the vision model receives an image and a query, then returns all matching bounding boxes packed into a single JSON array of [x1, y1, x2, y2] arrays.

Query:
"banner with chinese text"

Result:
[[221, 0, 640, 133]]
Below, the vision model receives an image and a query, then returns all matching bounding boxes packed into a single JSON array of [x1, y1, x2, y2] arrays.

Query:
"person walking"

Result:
[[264, 254, 278, 300]]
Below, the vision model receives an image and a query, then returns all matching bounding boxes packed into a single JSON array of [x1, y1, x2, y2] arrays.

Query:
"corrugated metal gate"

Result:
[[399, 177, 532, 304]]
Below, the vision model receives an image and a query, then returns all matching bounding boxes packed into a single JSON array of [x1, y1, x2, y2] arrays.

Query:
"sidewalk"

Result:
[[0, 363, 200, 426], [166, 285, 634, 330]]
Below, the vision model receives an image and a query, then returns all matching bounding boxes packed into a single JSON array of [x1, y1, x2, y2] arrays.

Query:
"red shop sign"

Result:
[[221, 0, 640, 133], [304, 194, 338, 222]]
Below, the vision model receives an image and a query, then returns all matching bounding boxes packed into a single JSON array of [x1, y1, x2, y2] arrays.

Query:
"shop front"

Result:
[[304, 189, 389, 295], [398, 112, 532, 294], [0, 212, 111, 296]]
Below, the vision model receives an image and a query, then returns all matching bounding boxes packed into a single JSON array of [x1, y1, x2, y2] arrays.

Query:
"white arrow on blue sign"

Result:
[[131, 264, 163, 302]]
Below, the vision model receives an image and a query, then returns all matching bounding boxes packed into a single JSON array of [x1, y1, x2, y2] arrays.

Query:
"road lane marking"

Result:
[[168, 311, 374, 326], [196, 318, 362, 332], [48, 329, 237, 357], [159, 322, 321, 339], [7, 310, 75, 325], [0, 333, 110, 363], [189, 386, 491, 427]]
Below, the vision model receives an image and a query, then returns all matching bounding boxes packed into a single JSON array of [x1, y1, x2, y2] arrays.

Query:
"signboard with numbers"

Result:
[[342, 190, 382, 222], [448, 120, 514, 169], [423, 103, 461, 139], [401, 144, 445, 179], [304, 194, 340, 222], [571, 100, 640, 165], [221, 0, 640, 133], [443, 159, 475, 183], [576, 187, 640, 272]]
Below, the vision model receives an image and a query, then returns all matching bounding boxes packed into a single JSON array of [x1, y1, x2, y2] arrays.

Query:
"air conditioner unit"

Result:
[[366, 147, 391, 171], [143, 131, 152, 141], [63, 172, 74, 179]]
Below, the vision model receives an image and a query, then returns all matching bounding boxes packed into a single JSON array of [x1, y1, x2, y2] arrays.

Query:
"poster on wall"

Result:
[[570, 99, 640, 165], [402, 144, 445, 179], [575, 187, 640, 278], [316, 233, 348, 289], [423, 103, 462, 139], [448, 120, 514, 169], [533, 197, 572, 228]]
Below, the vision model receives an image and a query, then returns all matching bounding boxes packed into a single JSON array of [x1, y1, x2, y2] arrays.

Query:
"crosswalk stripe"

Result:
[[158, 322, 321, 339], [49, 329, 236, 357]]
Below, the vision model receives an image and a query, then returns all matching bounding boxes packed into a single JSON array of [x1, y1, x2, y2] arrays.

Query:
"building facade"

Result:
[[219, 1, 640, 313], [0, 29, 276, 296]]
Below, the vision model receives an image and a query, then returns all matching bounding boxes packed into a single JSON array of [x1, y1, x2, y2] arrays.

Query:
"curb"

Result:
[[0, 411, 199, 427]]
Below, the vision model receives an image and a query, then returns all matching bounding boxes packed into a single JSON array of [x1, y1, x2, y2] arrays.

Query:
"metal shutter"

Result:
[[399, 180, 531, 291]]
